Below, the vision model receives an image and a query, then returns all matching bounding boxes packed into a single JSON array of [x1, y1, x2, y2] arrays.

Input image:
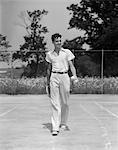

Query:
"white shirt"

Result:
[[46, 48, 75, 72]]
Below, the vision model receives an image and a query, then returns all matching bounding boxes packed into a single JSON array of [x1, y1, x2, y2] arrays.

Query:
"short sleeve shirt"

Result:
[[45, 48, 75, 72]]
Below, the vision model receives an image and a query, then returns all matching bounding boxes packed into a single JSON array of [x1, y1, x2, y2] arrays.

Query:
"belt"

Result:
[[52, 71, 68, 74]]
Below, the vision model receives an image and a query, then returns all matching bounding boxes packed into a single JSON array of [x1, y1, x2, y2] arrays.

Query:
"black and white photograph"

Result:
[[0, 0, 118, 149]]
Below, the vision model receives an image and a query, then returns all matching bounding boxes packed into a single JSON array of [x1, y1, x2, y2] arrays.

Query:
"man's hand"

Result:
[[71, 76, 78, 85], [46, 85, 51, 98], [47, 80, 50, 86]]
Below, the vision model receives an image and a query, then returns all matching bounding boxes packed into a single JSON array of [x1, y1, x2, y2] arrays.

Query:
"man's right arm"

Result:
[[47, 62, 52, 86]]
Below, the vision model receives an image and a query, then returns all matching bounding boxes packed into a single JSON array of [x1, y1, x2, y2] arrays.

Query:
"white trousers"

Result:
[[50, 73, 70, 131]]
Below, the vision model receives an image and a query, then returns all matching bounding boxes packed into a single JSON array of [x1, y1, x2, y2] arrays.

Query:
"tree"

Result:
[[67, 0, 118, 49], [13, 10, 48, 77], [0, 34, 12, 63], [67, 0, 118, 76], [63, 36, 85, 50]]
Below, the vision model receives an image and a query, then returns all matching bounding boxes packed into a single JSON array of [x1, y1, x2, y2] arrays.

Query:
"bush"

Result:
[[71, 77, 103, 94], [0, 77, 46, 95], [0, 77, 118, 95]]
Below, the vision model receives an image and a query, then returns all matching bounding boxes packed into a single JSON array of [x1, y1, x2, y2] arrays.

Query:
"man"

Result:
[[46, 33, 78, 136]]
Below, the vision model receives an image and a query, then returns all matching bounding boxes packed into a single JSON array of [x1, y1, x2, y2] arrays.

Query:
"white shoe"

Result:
[[60, 125, 70, 131], [52, 130, 59, 136]]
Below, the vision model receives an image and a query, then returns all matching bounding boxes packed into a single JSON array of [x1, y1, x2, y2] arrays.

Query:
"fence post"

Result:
[[101, 49, 104, 94], [10, 51, 13, 79]]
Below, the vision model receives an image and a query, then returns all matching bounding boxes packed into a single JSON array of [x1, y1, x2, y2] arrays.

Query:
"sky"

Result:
[[0, 0, 83, 51]]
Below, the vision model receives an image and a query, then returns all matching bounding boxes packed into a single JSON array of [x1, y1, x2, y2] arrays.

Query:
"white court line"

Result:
[[80, 104, 112, 150], [95, 102, 118, 119], [97, 101, 118, 104], [0, 106, 17, 117]]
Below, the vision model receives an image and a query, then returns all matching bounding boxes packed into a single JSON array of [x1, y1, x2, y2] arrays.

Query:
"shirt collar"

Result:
[[51, 47, 65, 54]]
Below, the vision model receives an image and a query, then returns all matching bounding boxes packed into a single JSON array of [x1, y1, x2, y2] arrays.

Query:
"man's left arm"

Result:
[[68, 60, 77, 77], [68, 60, 78, 84]]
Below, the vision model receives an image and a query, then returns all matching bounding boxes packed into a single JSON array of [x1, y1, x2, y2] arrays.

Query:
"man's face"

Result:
[[53, 37, 61, 49]]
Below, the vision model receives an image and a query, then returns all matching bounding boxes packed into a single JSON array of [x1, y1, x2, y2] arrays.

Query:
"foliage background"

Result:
[[1, 0, 118, 94]]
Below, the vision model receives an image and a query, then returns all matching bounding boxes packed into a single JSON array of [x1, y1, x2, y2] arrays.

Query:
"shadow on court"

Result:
[[42, 123, 52, 132]]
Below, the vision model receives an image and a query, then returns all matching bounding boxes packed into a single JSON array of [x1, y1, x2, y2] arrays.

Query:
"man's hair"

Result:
[[51, 33, 62, 42]]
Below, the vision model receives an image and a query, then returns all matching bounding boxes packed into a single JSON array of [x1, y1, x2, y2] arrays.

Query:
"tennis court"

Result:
[[0, 94, 118, 150]]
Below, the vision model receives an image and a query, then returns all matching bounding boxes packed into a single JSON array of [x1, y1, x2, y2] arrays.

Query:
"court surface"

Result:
[[0, 94, 118, 150]]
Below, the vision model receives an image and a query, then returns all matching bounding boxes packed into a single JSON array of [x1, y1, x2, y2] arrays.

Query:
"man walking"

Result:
[[46, 33, 78, 136]]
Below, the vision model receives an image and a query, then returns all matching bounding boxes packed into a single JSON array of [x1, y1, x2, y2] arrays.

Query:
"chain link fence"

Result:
[[0, 50, 46, 78], [0, 49, 112, 79]]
